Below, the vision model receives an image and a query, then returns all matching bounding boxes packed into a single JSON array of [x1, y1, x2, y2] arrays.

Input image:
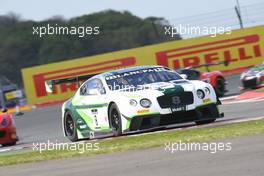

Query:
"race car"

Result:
[[0, 109, 18, 147], [240, 62, 264, 89], [45, 66, 224, 142], [176, 61, 229, 97]]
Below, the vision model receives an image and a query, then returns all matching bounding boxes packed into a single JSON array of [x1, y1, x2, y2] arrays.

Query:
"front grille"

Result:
[[0, 131, 6, 138], [157, 92, 194, 108], [243, 78, 257, 88], [128, 104, 220, 131], [160, 103, 220, 125]]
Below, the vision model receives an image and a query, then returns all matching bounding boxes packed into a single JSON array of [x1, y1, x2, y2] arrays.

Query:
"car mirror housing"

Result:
[[1, 108, 8, 113], [45, 80, 54, 93], [180, 74, 188, 79]]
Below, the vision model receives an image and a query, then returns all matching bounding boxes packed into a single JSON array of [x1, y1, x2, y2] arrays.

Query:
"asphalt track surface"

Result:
[[224, 74, 241, 96], [1, 134, 264, 176], [1, 74, 264, 175], [11, 98, 264, 146], [10, 74, 262, 146]]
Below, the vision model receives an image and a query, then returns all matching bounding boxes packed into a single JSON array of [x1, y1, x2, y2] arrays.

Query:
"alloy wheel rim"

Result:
[[112, 110, 119, 130], [66, 116, 74, 136]]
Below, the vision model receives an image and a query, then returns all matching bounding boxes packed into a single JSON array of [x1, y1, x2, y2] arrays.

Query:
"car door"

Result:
[[74, 78, 110, 131]]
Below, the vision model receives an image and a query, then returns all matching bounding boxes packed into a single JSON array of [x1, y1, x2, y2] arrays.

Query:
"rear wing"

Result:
[[45, 74, 97, 93], [186, 60, 229, 72]]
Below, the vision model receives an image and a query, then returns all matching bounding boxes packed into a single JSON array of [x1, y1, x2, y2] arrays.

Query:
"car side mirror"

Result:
[[45, 80, 54, 93], [180, 74, 188, 79], [88, 88, 100, 95], [1, 108, 8, 113], [224, 60, 229, 67]]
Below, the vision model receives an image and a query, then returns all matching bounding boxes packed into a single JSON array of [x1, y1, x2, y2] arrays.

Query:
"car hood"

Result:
[[242, 65, 264, 76], [115, 80, 195, 98]]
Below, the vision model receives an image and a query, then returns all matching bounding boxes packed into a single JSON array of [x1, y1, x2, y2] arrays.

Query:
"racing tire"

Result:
[[109, 103, 122, 136], [195, 119, 216, 125], [64, 111, 78, 142], [1, 141, 16, 147], [214, 77, 225, 97]]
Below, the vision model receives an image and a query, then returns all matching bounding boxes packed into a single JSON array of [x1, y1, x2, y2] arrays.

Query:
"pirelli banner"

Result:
[[22, 25, 264, 105]]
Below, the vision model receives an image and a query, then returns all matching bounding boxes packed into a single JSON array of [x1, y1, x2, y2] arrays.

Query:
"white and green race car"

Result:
[[46, 66, 224, 142]]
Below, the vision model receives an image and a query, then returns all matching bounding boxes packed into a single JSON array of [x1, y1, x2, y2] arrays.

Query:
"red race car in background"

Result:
[[177, 61, 229, 97], [0, 109, 18, 147]]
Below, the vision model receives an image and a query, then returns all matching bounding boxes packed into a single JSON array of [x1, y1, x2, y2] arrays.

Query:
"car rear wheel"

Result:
[[109, 104, 122, 136], [64, 111, 78, 142], [215, 77, 225, 97]]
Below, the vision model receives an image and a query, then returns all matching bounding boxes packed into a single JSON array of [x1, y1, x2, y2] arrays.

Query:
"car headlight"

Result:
[[140, 99, 152, 108], [76, 118, 87, 129], [204, 87, 210, 95], [129, 99, 138, 106], [76, 118, 85, 125], [244, 75, 256, 80], [240, 73, 245, 79], [202, 78, 210, 83], [197, 89, 205, 99]]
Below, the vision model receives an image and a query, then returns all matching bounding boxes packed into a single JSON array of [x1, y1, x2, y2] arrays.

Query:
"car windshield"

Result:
[[247, 65, 264, 74], [105, 67, 182, 91]]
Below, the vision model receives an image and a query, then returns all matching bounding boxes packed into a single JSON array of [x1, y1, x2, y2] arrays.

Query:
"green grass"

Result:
[[1, 119, 264, 166], [256, 87, 264, 92]]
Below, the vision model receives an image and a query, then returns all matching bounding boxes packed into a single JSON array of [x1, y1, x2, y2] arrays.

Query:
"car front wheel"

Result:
[[64, 111, 78, 142], [109, 103, 122, 136]]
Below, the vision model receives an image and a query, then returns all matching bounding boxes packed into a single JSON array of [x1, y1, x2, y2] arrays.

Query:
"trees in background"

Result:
[[0, 10, 181, 86]]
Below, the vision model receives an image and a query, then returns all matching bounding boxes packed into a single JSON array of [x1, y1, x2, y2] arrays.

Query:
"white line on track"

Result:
[[220, 95, 238, 101], [222, 97, 264, 105]]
